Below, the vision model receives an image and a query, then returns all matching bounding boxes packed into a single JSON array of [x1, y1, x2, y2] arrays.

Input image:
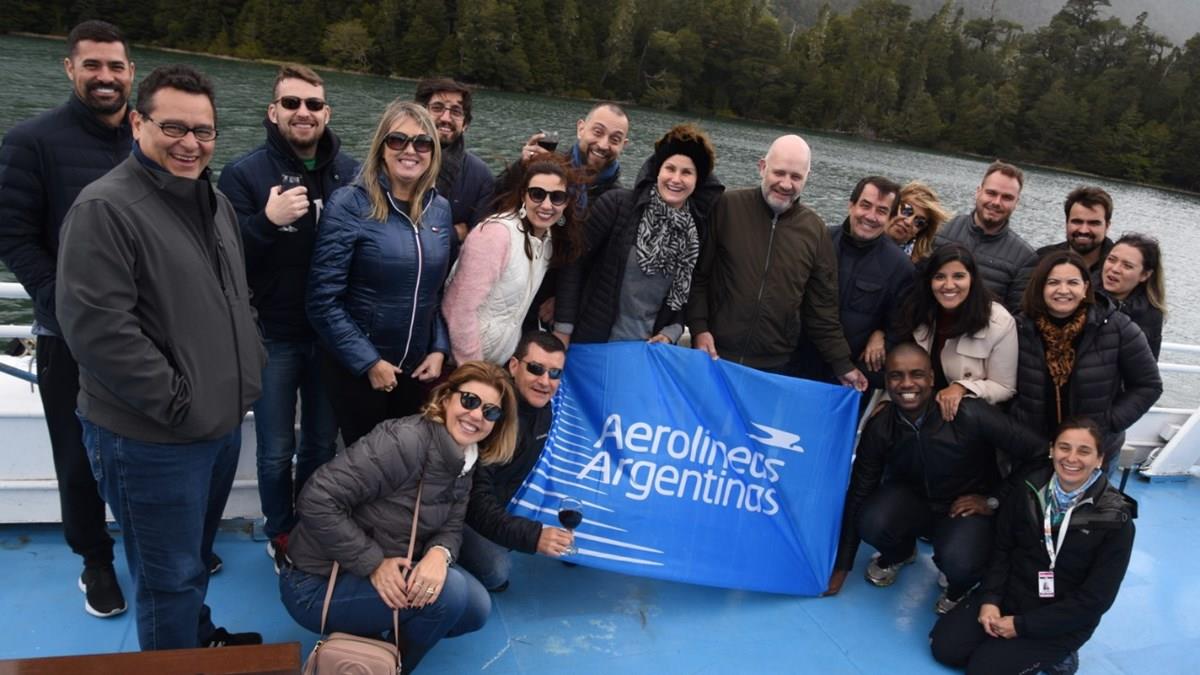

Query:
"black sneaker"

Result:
[[78, 567, 127, 618], [204, 627, 263, 647], [208, 552, 223, 575], [1049, 651, 1080, 675]]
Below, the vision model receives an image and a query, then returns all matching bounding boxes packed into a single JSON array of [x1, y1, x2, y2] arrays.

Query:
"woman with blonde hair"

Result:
[[282, 361, 517, 673], [886, 181, 950, 263], [1101, 232, 1166, 359], [308, 100, 454, 445]]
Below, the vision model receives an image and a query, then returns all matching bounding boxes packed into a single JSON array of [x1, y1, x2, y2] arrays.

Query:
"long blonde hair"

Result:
[[897, 181, 950, 262], [358, 99, 441, 224]]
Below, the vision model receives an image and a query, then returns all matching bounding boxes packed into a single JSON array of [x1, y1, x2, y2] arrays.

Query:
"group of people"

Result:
[[0, 20, 1168, 674]]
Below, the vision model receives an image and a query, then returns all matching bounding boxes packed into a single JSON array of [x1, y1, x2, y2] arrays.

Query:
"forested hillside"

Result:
[[4, 0, 1198, 190]]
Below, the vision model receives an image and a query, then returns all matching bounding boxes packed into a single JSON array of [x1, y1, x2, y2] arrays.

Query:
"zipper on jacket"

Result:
[[387, 192, 423, 368], [738, 214, 779, 364]]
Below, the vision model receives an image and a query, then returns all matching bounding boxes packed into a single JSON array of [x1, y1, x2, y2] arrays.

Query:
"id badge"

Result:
[[1038, 570, 1055, 598]]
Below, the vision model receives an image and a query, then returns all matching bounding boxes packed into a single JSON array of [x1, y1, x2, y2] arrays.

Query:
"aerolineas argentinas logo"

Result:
[[575, 414, 805, 516]]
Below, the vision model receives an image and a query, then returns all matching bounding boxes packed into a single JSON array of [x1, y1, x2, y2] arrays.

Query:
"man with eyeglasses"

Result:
[[57, 64, 266, 650], [459, 331, 575, 592], [792, 176, 914, 391], [0, 20, 134, 620], [217, 64, 357, 573], [935, 161, 1037, 314], [414, 78, 495, 243]]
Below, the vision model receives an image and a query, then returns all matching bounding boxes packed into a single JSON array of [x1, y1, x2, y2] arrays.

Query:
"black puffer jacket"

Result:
[[1011, 295, 1162, 461], [555, 155, 724, 343], [1101, 286, 1163, 360], [835, 398, 1047, 571], [287, 415, 473, 578], [0, 96, 131, 335], [465, 397, 552, 552], [979, 466, 1135, 650]]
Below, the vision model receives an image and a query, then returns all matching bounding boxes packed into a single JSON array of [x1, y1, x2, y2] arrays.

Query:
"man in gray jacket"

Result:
[[57, 64, 266, 651], [935, 161, 1037, 314]]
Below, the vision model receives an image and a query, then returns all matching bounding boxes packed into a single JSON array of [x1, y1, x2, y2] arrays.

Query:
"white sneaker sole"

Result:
[[78, 575, 128, 618]]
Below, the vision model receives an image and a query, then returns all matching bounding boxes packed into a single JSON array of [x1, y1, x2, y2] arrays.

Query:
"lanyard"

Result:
[[1042, 498, 1089, 570]]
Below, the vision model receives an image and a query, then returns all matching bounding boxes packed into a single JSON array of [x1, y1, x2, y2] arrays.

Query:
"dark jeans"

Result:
[[36, 335, 114, 570], [930, 593, 1076, 674], [81, 416, 239, 649], [322, 353, 426, 447], [857, 482, 994, 599], [280, 563, 490, 673], [255, 339, 338, 538], [457, 526, 513, 591]]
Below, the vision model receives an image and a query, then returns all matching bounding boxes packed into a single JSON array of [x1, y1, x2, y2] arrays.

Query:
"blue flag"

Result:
[[507, 342, 860, 596]]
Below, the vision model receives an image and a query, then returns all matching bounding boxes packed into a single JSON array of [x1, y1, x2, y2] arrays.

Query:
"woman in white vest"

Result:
[[442, 155, 583, 365]]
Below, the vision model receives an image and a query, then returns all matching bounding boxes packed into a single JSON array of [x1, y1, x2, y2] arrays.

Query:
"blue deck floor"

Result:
[[1, 474, 1197, 674]]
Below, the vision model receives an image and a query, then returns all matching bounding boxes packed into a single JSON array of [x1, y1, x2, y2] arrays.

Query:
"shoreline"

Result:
[[7, 30, 1199, 198]]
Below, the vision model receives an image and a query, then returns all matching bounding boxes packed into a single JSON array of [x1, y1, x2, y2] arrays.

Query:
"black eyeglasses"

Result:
[[899, 203, 929, 229], [526, 187, 569, 206], [427, 102, 465, 119], [455, 390, 504, 422], [384, 132, 436, 154], [522, 360, 563, 380], [274, 96, 327, 112], [140, 113, 218, 142]]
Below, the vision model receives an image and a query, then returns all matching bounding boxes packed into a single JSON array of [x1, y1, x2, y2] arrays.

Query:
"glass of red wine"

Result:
[[558, 497, 583, 556], [537, 130, 559, 153]]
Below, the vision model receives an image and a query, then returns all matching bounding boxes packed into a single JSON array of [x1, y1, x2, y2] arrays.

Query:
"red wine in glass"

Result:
[[537, 130, 559, 152], [558, 497, 583, 555]]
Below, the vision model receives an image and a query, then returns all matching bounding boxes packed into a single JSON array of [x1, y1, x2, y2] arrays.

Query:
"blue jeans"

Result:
[[255, 339, 338, 538], [80, 416, 240, 650], [457, 526, 513, 591], [280, 563, 490, 673]]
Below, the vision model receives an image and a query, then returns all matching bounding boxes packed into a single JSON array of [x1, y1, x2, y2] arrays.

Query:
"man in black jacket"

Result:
[[825, 344, 1046, 614], [217, 64, 357, 569], [0, 20, 133, 618], [792, 176, 913, 391], [460, 331, 575, 591], [1035, 186, 1115, 280], [414, 78, 495, 243]]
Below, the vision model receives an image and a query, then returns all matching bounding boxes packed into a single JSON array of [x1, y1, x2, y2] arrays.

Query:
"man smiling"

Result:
[[0, 20, 134, 619], [57, 64, 266, 650], [1037, 186, 1115, 278], [524, 102, 630, 202]]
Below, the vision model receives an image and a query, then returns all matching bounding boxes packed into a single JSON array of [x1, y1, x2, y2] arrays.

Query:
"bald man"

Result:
[[687, 135, 866, 389]]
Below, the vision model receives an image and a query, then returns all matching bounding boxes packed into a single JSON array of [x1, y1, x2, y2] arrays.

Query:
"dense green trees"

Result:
[[8, 0, 1198, 190]]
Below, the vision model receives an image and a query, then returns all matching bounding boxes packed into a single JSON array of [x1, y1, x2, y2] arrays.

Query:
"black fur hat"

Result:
[[652, 123, 715, 183]]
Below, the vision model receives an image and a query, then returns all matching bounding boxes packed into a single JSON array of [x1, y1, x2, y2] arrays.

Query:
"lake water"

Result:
[[3, 34, 1198, 403]]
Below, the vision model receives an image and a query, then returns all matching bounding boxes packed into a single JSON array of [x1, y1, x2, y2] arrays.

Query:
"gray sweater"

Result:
[[288, 415, 474, 578], [57, 156, 265, 443]]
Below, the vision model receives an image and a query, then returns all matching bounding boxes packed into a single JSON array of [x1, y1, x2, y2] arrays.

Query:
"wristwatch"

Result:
[[986, 497, 1000, 511]]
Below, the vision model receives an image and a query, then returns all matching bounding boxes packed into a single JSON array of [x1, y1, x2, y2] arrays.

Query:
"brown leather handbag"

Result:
[[302, 483, 424, 675]]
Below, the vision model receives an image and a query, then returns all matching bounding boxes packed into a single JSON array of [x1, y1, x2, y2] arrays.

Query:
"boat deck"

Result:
[[1, 475, 1196, 673]]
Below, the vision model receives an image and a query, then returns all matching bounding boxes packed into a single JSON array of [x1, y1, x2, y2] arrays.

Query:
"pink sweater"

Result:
[[442, 220, 512, 363]]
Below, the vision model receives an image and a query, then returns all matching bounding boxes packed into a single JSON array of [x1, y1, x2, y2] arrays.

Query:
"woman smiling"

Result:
[[1009, 251, 1161, 468]]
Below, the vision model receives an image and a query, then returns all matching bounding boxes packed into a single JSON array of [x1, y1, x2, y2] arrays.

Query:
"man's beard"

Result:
[[82, 81, 127, 115]]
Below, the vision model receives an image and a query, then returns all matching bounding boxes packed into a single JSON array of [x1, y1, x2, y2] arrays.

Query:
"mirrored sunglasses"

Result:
[[523, 360, 563, 380], [456, 390, 504, 422]]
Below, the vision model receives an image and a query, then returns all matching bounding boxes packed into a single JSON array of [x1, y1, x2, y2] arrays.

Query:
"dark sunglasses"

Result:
[[526, 187, 569, 206], [455, 390, 504, 422], [899, 203, 929, 229], [274, 96, 327, 112], [384, 132, 436, 154], [523, 360, 563, 380]]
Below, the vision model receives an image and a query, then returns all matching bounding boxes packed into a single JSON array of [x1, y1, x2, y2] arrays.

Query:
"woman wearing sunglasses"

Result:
[[1009, 251, 1161, 470], [281, 361, 518, 673], [931, 417, 1136, 675], [896, 244, 1018, 421], [307, 100, 453, 446], [554, 123, 723, 345], [442, 155, 583, 365], [885, 181, 949, 263]]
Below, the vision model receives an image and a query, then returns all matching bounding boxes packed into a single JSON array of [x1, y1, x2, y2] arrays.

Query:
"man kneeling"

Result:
[[825, 343, 1044, 613], [458, 331, 574, 591]]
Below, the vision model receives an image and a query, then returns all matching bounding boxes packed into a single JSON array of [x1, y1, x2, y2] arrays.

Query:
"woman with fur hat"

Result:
[[553, 123, 724, 345]]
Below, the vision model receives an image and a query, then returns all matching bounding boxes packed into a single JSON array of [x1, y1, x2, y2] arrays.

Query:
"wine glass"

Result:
[[277, 172, 303, 233], [537, 130, 560, 153], [558, 497, 583, 556]]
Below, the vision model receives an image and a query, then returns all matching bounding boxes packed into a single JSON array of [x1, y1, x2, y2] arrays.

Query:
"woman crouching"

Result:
[[280, 362, 517, 672], [930, 417, 1136, 675]]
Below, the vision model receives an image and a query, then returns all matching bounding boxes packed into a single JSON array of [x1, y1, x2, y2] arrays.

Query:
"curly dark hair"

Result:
[[488, 154, 584, 268]]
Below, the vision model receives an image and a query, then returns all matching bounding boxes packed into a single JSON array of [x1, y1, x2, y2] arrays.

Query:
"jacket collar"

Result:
[[966, 211, 1014, 240], [426, 417, 468, 477], [67, 94, 131, 140]]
